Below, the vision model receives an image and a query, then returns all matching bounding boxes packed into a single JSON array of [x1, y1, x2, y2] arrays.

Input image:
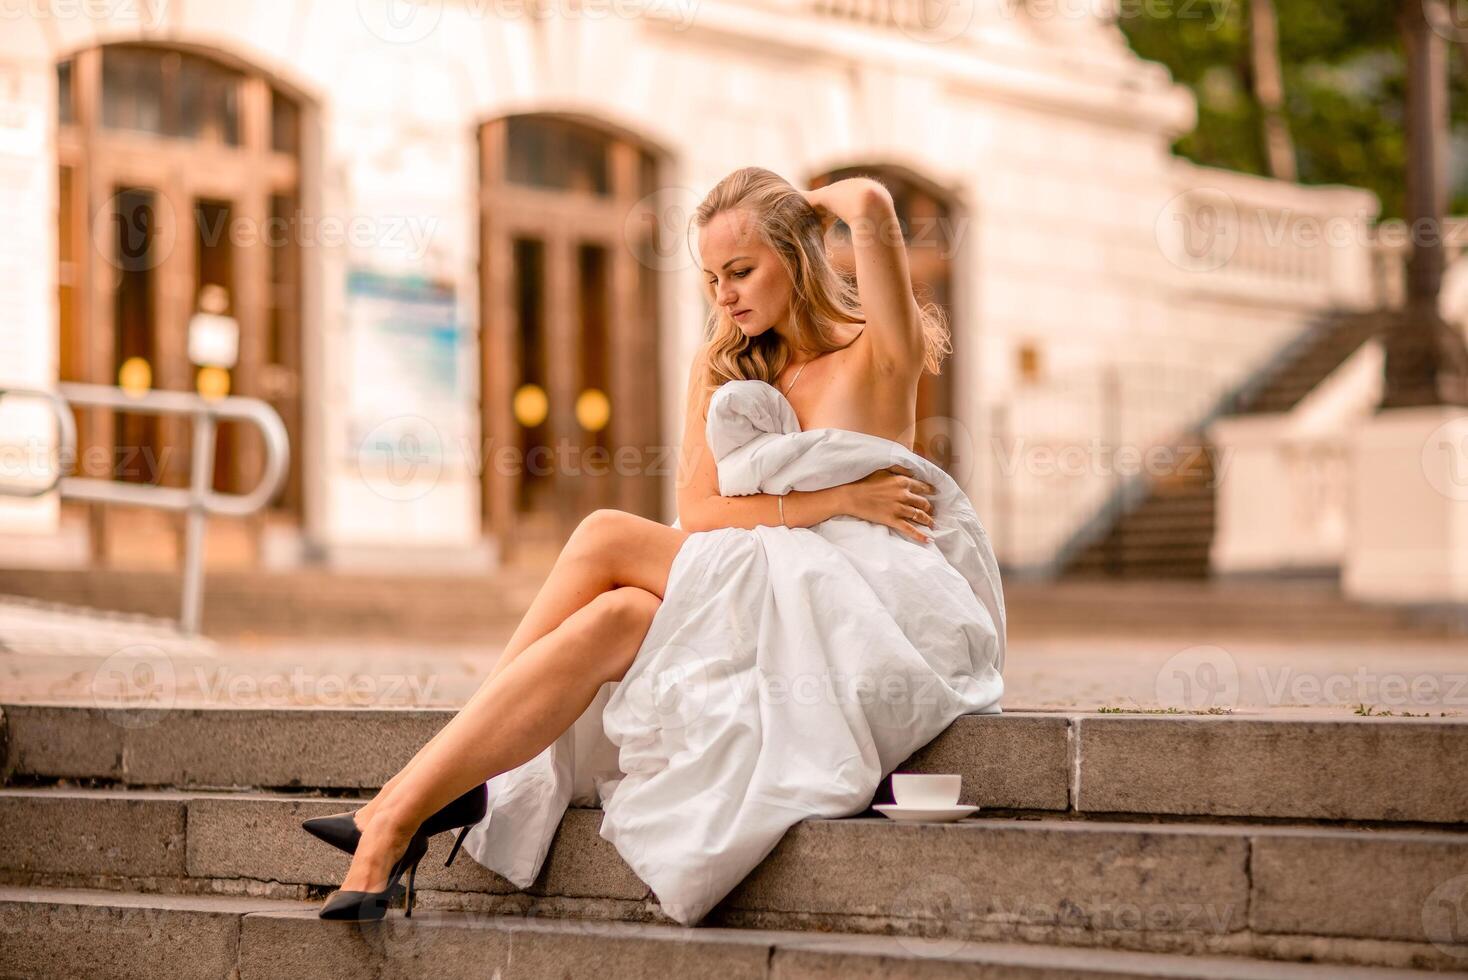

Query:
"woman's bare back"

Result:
[[774, 326, 920, 449]]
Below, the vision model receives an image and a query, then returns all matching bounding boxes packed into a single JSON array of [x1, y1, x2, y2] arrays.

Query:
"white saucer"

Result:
[[873, 803, 979, 822]]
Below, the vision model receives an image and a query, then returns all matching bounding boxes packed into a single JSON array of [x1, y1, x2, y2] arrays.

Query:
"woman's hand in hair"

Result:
[[835, 464, 937, 545], [799, 187, 840, 236]]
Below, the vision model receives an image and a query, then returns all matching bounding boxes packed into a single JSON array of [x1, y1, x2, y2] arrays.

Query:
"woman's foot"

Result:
[[350, 801, 375, 833], [311, 803, 372, 832], [337, 809, 417, 894]]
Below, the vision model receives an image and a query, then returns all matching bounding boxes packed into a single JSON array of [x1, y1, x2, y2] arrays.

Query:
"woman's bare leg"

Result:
[[335, 582, 662, 893], [343, 510, 690, 836]]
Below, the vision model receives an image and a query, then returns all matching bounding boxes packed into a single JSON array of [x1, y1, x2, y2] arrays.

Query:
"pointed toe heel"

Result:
[[317, 831, 430, 922], [301, 812, 362, 853], [302, 783, 488, 858]]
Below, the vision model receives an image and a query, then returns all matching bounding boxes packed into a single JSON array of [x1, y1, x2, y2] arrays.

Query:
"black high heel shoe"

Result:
[[318, 829, 430, 921], [302, 783, 488, 868]]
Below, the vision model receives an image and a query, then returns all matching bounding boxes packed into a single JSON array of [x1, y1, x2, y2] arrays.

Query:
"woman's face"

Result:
[[699, 208, 792, 340]]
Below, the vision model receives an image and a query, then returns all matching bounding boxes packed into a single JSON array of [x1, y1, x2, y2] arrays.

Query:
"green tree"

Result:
[[1118, 0, 1468, 218]]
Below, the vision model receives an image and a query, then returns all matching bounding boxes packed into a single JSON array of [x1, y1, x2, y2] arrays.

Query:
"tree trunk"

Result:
[[1248, 0, 1297, 182], [1380, 0, 1468, 409]]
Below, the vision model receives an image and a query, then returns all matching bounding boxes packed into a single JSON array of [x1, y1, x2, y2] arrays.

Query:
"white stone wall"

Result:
[[5, 0, 1368, 574], [0, 25, 59, 533], [987, 155, 1382, 570]]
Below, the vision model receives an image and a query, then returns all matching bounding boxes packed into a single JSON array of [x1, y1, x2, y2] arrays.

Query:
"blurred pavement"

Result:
[[3, 597, 1462, 716]]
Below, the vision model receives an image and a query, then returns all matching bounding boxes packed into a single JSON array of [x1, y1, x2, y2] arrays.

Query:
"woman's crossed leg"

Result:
[[335, 509, 691, 894]]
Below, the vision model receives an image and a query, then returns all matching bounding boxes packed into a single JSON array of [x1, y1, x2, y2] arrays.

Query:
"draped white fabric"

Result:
[[461, 379, 1006, 924]]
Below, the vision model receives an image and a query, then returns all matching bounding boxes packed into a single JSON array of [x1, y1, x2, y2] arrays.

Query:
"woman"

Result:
[[307, 166, 1004, 921]]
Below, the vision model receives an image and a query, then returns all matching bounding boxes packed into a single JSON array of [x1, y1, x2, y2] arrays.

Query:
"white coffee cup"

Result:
[[891, 773, 961, 808]]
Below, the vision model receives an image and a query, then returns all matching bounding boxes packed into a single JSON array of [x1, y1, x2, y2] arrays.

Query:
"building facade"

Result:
[[0, 0, 1395, 576]]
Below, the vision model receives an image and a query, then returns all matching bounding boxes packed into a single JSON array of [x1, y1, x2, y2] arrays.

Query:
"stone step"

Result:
[[1009, 603, 1452, 637], [0, 789, 1464, 971], [5, 704, 1465, 825], [0, 566, 543, 639], [1007, 581, 1468, 637], [1095, 514, 1217, 534], [1069, 544, 1214, 564], [0, 886, 1439, 980]]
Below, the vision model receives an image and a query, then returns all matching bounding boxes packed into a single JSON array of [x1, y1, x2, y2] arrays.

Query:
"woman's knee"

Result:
[[595, 585, 661, 634], [565, 508, 637, 560], [578, 586, 660, 676], [563, 509, 686, 597]]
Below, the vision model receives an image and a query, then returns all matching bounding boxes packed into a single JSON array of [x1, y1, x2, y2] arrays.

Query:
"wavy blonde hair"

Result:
[[690, 166, 951, 416]]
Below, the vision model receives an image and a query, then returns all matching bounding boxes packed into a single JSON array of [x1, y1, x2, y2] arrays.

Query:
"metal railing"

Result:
[[0, 382, 290, 635], [987, 359, 1242, 577]]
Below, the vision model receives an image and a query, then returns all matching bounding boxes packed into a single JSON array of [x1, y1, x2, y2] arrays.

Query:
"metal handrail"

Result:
[[0, 386, 77, 497], [0, 382, 290, 635]]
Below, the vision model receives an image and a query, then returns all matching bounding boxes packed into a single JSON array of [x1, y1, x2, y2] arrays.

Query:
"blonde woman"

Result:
[[308, 167, 1003, 922]]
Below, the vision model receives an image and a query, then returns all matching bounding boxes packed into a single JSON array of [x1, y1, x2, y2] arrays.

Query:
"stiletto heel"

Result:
[[303, 782, 488, 857], [318, 830, 430, 922], [444, 824, 471, 868], [405, 858, 418, 917]]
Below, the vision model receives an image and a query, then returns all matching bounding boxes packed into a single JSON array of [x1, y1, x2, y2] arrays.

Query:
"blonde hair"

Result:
[[690, 166, 950, 415]]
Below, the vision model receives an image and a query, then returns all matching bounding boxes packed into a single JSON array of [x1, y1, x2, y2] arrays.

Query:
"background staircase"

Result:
[[1063, 444, 1219, 580], [2, 701, 1465, 977], [1063, 310, 1392, 581]]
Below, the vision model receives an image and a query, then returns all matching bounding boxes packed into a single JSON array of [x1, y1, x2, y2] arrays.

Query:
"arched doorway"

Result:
[[55, 44, 305, 566], [808, 166, 961, 474], [478, 114, 663, 562]]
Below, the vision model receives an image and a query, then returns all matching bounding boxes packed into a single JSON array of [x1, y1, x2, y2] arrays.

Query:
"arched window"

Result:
[[479, 114, 663, 560], [55, 44, 305, 564]]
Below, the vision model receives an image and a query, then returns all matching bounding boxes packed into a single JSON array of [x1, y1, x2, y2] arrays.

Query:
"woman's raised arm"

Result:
[[803, 178, 925, 377]]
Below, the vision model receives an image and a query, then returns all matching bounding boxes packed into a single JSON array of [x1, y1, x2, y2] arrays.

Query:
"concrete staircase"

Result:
[[1064, 447, 1219, 581], [1063, 310, 1390, 581], [2, 702, 1465, 977]]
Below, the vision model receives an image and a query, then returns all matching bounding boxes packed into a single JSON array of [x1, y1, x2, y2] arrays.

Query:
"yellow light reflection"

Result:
[[576, 388, 610, 432], [513, 384, 549, 428], [196, 366, 230, 400], [118, 357, 152, 396]]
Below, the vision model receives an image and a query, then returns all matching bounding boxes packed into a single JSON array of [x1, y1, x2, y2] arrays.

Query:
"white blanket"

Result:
[[461, 379, 1006, 924]]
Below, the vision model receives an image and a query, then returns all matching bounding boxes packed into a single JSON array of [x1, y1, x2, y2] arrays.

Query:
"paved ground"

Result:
[[3, 597, 1463, 716]]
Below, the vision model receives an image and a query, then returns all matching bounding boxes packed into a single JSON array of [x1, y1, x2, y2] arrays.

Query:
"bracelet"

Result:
[[778, 494, 786, 527]]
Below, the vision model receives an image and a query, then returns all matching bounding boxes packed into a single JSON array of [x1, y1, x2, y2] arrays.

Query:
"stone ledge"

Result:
[[0, 886, 1455, 979], [1076, 715, 1468, 823], [9, 704, 1467, 825], [2, 787, 1465, 964]]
